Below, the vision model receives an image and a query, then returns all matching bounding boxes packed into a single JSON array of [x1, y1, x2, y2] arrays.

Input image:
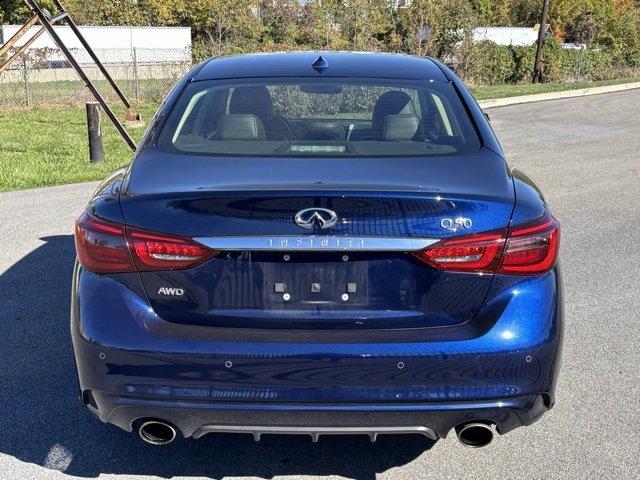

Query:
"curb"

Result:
[[477, 81, 640, 109]]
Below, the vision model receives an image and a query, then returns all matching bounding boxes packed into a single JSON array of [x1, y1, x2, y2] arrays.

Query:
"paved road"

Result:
[[1, 90, 639, 480]]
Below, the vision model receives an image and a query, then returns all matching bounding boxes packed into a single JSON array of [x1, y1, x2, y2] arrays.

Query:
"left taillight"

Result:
[[75, 211, 136, 273], [74, 211, 216, 273]]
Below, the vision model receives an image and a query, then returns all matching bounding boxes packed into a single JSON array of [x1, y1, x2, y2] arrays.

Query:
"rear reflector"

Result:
[[413, 212, 560, 275], [74, 211, 217, 273]]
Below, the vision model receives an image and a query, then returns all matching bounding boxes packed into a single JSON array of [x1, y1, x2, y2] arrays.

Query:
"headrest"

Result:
[[229, 86, 273, 120], [372, 91, 416, 132], [382, 114, 420, 141], [217, 114, 266, 140]]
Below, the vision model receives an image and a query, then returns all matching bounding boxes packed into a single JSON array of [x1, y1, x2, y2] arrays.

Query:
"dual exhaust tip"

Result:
[[455, 422, 495, 448], [137, 419, 495, 447], [138, 420, 177, 445]]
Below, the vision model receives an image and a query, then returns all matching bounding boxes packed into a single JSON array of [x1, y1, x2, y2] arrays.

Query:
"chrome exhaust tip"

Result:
[[138, 420, 177, 445], [455, 422, 495, 448]]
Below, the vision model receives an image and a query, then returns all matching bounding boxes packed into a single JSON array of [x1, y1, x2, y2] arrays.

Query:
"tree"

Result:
[[470, 0, 494, 23], [257, 0, 305, 50], [303, 0, 350, 50], [341, 0, 394, 51], [0, 0, 31, 23], [565, 10, 598, 44], [64, 0, 147, 25], [399, 0, 474, 58], [182, 0, 259, 55]]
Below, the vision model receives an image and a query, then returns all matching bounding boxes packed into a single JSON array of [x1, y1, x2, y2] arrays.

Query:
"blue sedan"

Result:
[[71, 52, 562, 448]]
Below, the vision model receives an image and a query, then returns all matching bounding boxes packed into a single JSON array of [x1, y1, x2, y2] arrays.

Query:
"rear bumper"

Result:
[[71, 263, 563, 439], [88, 390, 548, 440]]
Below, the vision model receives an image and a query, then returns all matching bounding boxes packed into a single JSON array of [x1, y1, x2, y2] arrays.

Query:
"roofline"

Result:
[[200, 50, 441, 63], [193, 52, 448, 83]]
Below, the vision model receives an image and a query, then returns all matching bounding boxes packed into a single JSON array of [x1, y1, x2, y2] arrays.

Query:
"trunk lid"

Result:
[[120, 147, 513, 330]]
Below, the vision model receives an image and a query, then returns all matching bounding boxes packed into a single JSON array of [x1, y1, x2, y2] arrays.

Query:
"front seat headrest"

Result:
[[372, 91, 416, 134], [217, 114, 266, 140], [229, 86, 274, 121], [382, 114, 420, 141]]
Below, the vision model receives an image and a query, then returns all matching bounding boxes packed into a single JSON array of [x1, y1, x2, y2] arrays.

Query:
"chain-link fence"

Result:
[[0, 47, 192, 107], [2, 44, 639, 108], [450, 40, 640, 87]]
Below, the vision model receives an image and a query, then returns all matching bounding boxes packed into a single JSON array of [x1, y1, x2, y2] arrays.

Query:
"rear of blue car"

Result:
[[71, 53, 562, 447]]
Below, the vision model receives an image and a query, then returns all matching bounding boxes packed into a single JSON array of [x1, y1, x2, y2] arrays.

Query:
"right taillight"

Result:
[[74, 211, 217, 274], [413, 212, 560, 275], [497, 213, 560, 275], [412, 230, 505, 273]]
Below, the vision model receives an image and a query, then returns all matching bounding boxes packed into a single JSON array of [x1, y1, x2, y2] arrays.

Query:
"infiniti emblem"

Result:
[[294, 208, 338, 230]]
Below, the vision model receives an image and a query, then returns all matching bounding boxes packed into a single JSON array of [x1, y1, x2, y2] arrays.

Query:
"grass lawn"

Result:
[[1, 76, 639, 192], [470, 76, 640, 101], [0, 102, 159, 191], [0, 77, 179, 106]]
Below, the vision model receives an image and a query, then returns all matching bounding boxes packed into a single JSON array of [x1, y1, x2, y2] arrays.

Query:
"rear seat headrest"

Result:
[[217, 114, 266, 140], [382, 114, 420, 141], [372, 91, 415, 131]]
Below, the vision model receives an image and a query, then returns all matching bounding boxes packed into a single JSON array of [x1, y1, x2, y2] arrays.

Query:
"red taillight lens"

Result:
[[498, 214, 560, 274], [74, 212, 216, 273], [413, 212, 560, 275], [126, 228, 216, 271], [413, 230, 506, 273], [74, 211, 136, 273]]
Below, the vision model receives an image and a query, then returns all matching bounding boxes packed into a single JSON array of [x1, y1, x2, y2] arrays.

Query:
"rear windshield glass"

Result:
[[157, 78, 480, 157]]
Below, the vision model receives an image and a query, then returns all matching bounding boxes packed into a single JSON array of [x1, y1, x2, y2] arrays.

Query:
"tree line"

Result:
[[1, 0, 639, 84]]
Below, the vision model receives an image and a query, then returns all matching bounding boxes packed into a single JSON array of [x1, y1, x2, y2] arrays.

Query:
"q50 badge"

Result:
[[440, 217, 472, 232]]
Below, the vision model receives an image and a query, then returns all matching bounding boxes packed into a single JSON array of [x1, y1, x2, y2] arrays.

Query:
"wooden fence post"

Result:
[[86, 102, 105, 163]]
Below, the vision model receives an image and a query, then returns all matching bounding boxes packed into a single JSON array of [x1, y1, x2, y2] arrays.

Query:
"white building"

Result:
[[471, 27, 541, 47], [0, 25, 192, 64]]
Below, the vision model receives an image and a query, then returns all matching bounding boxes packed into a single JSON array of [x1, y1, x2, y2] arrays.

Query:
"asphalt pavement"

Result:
[[1, 89, 639, 479]]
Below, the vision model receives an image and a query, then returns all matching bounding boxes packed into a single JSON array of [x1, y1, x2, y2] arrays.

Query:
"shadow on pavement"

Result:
[[0, 235, 434, 479]]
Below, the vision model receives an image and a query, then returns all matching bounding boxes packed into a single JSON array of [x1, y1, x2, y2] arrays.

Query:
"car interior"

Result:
[[165, 81, 479, 156]]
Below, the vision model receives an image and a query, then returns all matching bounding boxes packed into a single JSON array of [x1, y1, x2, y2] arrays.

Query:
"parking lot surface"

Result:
[[1, 90, 639, 479]]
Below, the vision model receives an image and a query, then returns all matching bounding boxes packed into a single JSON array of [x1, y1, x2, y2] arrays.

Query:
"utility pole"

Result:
[[532, 0, 550, 83]]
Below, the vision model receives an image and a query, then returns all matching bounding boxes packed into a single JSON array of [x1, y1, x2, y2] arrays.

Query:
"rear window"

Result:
[[158, 78, 480, 157]]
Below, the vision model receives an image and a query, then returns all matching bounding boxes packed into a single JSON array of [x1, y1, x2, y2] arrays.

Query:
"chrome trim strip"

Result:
[[193, 425, 438, 441], [193, 236, 439, 252]]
